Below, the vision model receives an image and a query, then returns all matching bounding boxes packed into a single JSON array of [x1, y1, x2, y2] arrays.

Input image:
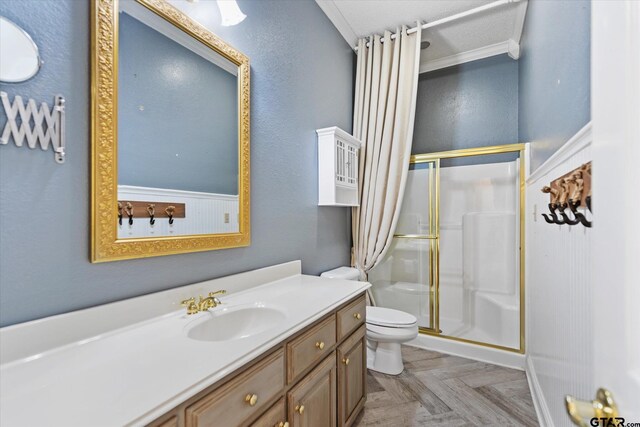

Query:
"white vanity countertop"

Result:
[[0, 274, 370, 427]]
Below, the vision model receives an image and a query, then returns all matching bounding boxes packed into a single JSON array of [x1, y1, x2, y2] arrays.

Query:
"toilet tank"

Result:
[[320, 266, 360, 281]]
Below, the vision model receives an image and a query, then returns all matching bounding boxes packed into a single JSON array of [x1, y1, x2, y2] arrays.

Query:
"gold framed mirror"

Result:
[[91, 0, 250, 262]]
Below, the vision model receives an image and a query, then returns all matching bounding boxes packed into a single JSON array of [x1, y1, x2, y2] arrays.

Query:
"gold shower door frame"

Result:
[[395, 143, 526, 354]]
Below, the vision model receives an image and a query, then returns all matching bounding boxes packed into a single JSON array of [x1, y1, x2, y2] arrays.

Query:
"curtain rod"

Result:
[[354, 0, 521, 50]]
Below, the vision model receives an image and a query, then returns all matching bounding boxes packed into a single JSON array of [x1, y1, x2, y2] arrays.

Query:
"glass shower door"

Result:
[[370, 145, 525, 352], [368, 161, 438, 331], [437, 154, 521, 350]]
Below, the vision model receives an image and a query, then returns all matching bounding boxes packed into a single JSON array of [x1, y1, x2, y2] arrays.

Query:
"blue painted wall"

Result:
[[412, 54, 519, 165], [0, 0, 354, 326], [118, 13, 238, 194], [518, 0, 591, 171]]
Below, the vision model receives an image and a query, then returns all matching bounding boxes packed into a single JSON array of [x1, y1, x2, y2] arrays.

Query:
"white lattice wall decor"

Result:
[[0, 91, 66, 163]]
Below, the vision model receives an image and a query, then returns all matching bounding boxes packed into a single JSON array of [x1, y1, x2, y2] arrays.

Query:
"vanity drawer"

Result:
[[287, 316, 336, 384], [336, 295, 366, 341], [148, 415, 179, 427], [251, 398, 287, 427], [186, 349, 284, 427]]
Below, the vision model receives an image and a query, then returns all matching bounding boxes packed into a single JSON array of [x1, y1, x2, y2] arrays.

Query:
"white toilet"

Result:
[[320, 267, 419, 375]]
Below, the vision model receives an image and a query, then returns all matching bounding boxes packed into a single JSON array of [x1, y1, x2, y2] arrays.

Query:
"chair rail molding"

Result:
[[527, 122, 592, 184]]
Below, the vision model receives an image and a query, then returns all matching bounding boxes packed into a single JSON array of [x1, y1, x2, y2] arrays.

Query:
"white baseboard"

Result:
[[406, 333, 525, 370], [526, 356, 554, 427]]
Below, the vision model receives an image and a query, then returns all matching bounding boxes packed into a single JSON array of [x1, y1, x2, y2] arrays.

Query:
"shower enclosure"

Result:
[[369, 144, 525, 352]]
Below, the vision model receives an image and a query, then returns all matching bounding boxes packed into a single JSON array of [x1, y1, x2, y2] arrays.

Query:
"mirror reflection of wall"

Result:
[[116, 0, 240, 239]]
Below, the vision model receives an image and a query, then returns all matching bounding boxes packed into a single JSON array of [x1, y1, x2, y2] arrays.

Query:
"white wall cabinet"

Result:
[[316, 127, 362, 206]]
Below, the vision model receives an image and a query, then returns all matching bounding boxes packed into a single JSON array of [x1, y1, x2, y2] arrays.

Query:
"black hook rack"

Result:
[[541, 162, 592, 228]]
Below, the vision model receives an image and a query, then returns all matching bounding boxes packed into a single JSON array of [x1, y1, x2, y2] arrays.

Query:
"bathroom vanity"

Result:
[[0, 262, 370, 427], [150, 294, 367, 427]]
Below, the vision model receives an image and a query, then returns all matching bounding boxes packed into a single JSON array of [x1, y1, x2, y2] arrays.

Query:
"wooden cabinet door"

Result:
[[337, 326, 366, 427], [287, 353, 336, 427], [251, 398, 287, 427]]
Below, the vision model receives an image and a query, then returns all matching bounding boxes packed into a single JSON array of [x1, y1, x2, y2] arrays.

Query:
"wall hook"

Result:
[[559, 202, 580, 225], [165, 205, 175, 225], [541, 186, 563, 224], [542, 203, 562, 224], [124, 202, 134, 225], [568, 199, 592, 228], [117, 202, 123, 226], [147, 204, 156, 225], [555, 178, 579, 225]]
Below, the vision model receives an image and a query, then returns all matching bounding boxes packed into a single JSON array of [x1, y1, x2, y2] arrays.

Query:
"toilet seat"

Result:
[[366, 323, 418, 342], [366, 306, 417, 328]]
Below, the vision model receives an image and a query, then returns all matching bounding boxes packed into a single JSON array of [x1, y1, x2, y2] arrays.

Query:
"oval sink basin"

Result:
[[186, 304, 286, 342]]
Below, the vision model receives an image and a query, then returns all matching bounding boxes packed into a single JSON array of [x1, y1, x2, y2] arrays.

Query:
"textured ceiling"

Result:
[[315, 0, 528, 72], [327, 0, 494, 39]]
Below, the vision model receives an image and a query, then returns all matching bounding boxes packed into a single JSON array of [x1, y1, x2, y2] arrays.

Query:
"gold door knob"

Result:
[[342, 357, 350, 365], [244, 393, 258, 406], [295, 404, 305, 415], [315, 341, 325, 350], [276, 423, 289, 427], [565, 388, 618, 426], [353, 312, 362, 320]]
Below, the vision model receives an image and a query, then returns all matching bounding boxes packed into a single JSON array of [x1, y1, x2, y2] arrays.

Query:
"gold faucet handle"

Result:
[[208, 290, 226, 305], [197, 295, 216, 311], [181, 297, 199, 315]]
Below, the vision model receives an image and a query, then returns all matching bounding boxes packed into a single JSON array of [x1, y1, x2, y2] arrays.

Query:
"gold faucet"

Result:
[[181, 290, 226, 315], [198, 290, 226, 311], [181, 297, 199, 315]]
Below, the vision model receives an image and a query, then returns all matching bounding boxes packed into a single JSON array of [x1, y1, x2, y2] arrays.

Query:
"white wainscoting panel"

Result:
[[117, 185, 239, 238], [525, 123, 593, 427]]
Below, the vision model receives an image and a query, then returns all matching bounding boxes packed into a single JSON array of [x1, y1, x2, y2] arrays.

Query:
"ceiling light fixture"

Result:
[[216, 0, 246, 27]]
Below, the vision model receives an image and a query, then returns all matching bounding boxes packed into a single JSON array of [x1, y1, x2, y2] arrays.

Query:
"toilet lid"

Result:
[[366, 306, 417, 328]]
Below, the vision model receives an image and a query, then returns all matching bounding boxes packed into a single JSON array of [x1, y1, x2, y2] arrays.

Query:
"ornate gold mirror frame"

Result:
[[91, 0, 250, 262]]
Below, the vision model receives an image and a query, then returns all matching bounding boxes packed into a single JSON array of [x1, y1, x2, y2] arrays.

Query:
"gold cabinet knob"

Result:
[[342, 357, 350, 365], [315, 341, 325, 350], [353, 312, 362, 320], [244, 393, 258, 406], [276, 423, 289, 427], [295, 404, 305, 415]]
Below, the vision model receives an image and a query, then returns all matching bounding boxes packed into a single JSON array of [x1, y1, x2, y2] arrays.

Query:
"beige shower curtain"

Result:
[[351, 25, 422, 289]]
